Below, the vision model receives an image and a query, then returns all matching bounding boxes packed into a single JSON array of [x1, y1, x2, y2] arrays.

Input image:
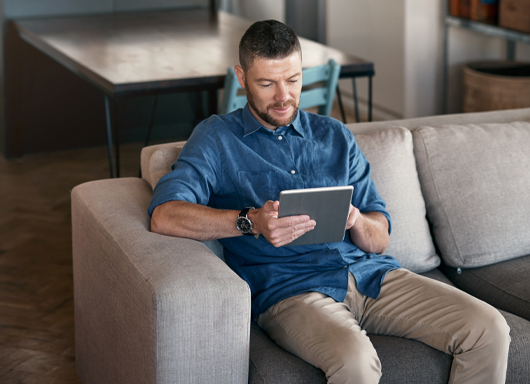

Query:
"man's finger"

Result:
[[270, 219, 316, 247], [275, 214, 313, 229]]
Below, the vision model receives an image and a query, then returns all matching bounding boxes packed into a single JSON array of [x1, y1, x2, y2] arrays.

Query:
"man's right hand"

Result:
[[249, 200, 316, 247]]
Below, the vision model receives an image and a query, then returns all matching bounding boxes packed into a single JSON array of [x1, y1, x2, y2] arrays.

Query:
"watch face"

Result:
[[236, 217, 252, 233]]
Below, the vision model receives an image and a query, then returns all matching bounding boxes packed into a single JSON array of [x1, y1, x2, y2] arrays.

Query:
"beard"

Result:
[[245, 81, 299, 128]]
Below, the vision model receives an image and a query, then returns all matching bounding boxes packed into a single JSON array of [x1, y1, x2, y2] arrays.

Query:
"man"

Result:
[[149, 20, 509, 384]]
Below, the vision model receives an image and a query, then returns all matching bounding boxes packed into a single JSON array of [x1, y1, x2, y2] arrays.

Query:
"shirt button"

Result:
[[278, 136, 283, 140], [291, 170, 296, 174]]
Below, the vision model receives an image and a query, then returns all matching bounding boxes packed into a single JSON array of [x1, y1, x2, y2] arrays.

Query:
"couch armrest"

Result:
[[72, 178, 251, 384]]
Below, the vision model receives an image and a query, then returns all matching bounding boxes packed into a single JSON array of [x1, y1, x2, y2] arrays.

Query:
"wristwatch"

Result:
[[236, 207, 255, 236]]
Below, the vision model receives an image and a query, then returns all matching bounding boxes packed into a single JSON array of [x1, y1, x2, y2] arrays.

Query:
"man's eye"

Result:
[[261, 83, 272, 88], [290, 80, 298, 83]]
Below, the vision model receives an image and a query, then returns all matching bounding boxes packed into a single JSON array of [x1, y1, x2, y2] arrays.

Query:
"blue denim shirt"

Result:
[[148, 105, 400, 319]]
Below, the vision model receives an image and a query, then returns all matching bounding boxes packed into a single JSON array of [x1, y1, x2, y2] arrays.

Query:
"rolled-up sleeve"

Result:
[[147, 120, 221, 217]]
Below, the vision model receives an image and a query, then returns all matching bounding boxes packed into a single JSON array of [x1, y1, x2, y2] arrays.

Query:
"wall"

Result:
[[327, 0, 405, 119], [327, 0, 530, 119], [403, 0, 441, 117]]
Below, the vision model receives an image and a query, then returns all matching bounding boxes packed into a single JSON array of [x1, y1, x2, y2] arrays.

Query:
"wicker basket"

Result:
[[463, 61, 530, 112]]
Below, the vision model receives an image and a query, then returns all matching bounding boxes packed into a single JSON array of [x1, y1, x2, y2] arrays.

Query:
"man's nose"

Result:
[[275, 83, 289, 102]]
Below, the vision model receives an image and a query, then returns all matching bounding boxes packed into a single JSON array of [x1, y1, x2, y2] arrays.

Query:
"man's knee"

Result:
[[327, 335, 382, 384], [486, 308, 511, 350], [463, 300, 511, 353]]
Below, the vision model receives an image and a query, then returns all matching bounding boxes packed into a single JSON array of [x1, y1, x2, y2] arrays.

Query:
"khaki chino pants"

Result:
[[257, 268, 510, 384]]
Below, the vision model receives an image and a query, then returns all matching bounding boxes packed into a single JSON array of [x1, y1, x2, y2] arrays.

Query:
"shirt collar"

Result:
[[242, 104, 305, 137]]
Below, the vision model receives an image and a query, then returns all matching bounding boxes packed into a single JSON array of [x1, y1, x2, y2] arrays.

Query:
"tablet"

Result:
[[278, 185, 354, 247]]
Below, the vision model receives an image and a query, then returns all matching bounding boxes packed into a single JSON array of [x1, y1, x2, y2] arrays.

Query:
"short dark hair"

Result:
[[239, 20, 301, 72]]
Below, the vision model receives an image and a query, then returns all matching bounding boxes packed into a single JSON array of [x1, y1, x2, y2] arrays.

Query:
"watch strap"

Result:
[[238, 207, 253, 218]]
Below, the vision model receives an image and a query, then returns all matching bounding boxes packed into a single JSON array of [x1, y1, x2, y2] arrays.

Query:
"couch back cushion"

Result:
[[144, 142, 186, 189], [412, 122, 530, 268], [355, 127, 440, 272]]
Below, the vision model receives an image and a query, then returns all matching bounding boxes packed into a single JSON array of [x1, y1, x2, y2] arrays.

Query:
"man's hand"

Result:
[[346, 204, 360, 230], [347, 204, 390, 254], [249, 201, 316, 247]]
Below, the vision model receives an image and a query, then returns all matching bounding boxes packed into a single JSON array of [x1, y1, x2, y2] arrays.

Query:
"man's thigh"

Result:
[[257, 290, 381, 383], [355, 268, 506, 354]]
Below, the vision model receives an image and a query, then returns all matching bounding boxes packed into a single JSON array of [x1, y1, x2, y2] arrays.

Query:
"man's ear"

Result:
[[234, 65, 246, 89]]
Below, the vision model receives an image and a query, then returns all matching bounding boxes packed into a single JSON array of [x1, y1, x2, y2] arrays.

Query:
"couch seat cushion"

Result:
[[501, 309, 530, 384], [355, 127, 440, 273], [412, 122, 530, 268], [443, 254, 530, 322]]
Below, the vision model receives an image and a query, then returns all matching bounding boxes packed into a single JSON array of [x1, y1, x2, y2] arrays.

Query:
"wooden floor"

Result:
[[0, 141, 144, 384], [0, 103, 362, 383]]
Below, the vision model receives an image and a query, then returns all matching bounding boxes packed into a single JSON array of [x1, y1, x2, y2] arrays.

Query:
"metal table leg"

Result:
[[441, 13, 449, 114], [144, 95, 159, 147], [368, 76, 373, 122], [336, 76, 372, 124], [104, 94, 115, 178], [114, 103, 120, 178], [336, 87, 347, 123], [506, 40, 516, 60], [352, 79, 360, 123], [208, 87, 218, 116]]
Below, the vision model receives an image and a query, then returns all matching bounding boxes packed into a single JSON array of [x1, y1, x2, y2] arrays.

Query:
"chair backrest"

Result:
[[218, 59, 341, 116], [218, 66, 248, 115], [299, 58, 341, 116]]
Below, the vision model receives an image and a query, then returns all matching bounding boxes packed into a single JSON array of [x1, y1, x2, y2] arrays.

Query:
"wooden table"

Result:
[[14, 9, 374, 177]]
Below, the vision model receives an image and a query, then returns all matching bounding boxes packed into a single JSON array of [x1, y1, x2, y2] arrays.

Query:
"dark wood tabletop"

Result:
[[14, 8, 374, 98]]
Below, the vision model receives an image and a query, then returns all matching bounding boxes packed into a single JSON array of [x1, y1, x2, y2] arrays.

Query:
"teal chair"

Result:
[[219, 59, 341, 117]]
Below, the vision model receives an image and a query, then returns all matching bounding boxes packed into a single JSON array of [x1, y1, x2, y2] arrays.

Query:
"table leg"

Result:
[[352, 79, 360, 123], [114, 102, 120, 178], [335, 87, 347, 124], [144, 95, 159, 147], [190, 92, 205, 126], [208, 88, 218, 116], [368, 76, 373, 122], [506, 40, 516, 61], [104, 95, 115, 179]]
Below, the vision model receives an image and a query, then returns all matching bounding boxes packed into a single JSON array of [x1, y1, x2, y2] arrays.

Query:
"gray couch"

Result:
[[72, 108, 530, 384]]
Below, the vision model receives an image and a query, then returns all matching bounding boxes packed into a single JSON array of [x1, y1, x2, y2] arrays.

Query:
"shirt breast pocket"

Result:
[[237, 170, 275, 208]]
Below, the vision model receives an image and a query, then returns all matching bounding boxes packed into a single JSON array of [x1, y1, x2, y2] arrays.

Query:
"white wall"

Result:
[[327, 0, 405, 119], [327, 0, 530, 119], [403, 0, 440, 117]]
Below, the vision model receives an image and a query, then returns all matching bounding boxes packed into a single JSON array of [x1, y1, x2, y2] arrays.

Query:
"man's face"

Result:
[[235, 52, 303, 130]]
